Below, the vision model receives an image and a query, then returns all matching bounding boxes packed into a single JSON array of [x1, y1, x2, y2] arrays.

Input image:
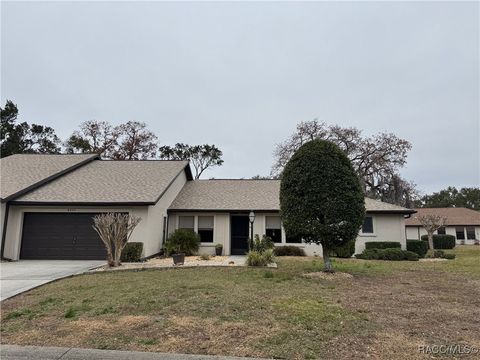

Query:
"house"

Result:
[[405, 207, 480, 244], [1, 154, 415, 260]]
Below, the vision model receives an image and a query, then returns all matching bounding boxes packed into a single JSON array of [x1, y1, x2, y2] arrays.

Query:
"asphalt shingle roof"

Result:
[[405, 207, 480, 226], [0, 154, 97, 201], [13, 160, 189, 204], [169, 179, 415, 213]]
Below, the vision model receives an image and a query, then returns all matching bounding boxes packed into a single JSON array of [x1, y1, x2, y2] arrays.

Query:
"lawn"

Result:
[[1, 246, 479, 359]]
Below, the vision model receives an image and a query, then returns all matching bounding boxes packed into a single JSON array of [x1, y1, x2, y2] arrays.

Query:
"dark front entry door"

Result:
[[20, 213, 107, 260], [231, 215, 250, 255]]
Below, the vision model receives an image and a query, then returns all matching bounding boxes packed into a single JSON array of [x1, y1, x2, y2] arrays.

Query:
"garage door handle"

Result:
[[73, 236, 77, 244]]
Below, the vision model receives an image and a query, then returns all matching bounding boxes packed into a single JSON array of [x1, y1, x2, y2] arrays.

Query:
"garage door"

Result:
[[20, 213, 106, 260]]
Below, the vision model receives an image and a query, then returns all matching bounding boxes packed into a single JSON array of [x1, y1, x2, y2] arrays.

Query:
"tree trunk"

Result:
[[428, 232, 435, 251], [323, 251, 334, 273], [113, 243, 122, 267]]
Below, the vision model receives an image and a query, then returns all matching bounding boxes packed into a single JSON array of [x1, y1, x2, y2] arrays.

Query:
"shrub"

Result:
[[356, 248, 418, 261], [246, 249, 275, 266], [164, 229, 200, 256], [427, 249, 456, 260], [332, 240, 355, 258], [365, 241, 401, 250], [406, 240, 428, 258], [420, 235, 456, 249], [120, 242, 143, 262], [273, 245, 306, 256], [250, 234, 274, 252], [199, 254, 211, 261]]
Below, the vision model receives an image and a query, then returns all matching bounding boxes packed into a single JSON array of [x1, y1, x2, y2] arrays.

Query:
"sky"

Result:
[[1, 1, 479, 194]]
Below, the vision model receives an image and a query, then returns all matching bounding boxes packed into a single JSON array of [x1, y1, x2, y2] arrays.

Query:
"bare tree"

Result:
[[272, 120, 416, 206], [417, 214, 447, 251], [112, 121, 158, 160], [92, 213, 141, 267], [65, 120, 120, 157]]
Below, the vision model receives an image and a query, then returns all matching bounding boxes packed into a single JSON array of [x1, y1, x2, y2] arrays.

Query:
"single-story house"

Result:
[[405, 207, 480, 244], [1, 154, 415, 260]]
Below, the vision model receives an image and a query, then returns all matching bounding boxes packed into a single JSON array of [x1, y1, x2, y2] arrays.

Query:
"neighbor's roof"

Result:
[[169, 179, 415, 213], [0, 154, 98, 202], [405, 207, 480, 226], [12, 160, 190, 205]]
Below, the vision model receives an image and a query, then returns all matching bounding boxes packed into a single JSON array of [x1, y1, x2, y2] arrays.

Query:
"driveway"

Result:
[[0, 260, 104, 301]]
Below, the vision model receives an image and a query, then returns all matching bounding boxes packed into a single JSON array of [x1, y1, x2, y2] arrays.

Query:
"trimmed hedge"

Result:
[[406, 240, 428, 258], [121, 242, 143, 262], [420, 234, 456, 249], [332, 241, 355, 258], [274, 246, 306, 256], [365, 241, 401, 250], [355, 248, 419, 261]]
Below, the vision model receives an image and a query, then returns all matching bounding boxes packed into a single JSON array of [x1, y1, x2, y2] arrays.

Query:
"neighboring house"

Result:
[[405, 207, 480, 244], [1, 154, 414, 260]]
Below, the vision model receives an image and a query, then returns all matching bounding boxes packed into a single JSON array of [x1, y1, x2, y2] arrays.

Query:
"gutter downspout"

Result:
[[1, 202, 10, 260]]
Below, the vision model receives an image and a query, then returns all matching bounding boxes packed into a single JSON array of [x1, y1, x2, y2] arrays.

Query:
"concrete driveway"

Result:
[[0, 260, 104, 301]]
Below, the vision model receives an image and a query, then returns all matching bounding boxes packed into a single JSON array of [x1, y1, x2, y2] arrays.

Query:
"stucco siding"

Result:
[[168, 211, 406, 256], [406, 225, 480, 244], [3, 205, 150, 260], [143, 170, 187, 257]]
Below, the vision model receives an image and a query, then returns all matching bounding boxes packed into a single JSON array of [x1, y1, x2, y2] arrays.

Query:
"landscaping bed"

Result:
[[1, 246, 479, 359]]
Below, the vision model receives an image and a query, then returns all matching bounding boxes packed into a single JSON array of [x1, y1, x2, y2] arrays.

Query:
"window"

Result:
[[466, 226, 476, 240], [361, 216, 374, 234], [266, 216, 282, 243], [437, 226, 446, 235], [178, 216, 194, 232], [455, 226, 465, 240], [198, 216, 214, 243]]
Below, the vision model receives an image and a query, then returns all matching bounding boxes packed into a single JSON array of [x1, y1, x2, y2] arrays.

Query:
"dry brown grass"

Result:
[[1, 246, 479, 359]]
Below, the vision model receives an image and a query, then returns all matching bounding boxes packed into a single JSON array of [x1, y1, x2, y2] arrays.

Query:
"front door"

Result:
[[230, 215, 250, 255]]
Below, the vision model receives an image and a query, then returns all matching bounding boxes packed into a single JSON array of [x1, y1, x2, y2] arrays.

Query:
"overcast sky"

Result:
[[1, 1, 479, 194]]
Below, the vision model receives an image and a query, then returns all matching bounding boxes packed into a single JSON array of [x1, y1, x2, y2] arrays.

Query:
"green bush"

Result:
[[273, 245, 306, 256], [406, 240, 428, 258], [164, 229, 200, 256], [426, 249, 456, 260], [365, 241, 401, 250], [332, 240, 355, 258], [250, 234, 274, 252], [121, 242, 143, 262], [420, 234, 456, 249], [246, 249, 275, 266], [356, 248, 418, 261], [199, 254, 211, 261]]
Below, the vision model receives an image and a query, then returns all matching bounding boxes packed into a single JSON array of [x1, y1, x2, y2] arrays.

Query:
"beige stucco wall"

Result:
[[168, 212, 407, 257], [3, 170, 188, 261], [406, 225, 480, 244], [143, 170, 188, 256], [3, 205, 149, 260]]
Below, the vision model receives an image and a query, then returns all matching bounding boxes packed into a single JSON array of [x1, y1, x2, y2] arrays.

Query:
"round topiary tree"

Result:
[[280, 139, 365, 272]]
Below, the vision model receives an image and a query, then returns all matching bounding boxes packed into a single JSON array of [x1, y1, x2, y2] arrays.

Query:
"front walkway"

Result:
[[0, 345, 267, 360], [0, 260, 104, 301]]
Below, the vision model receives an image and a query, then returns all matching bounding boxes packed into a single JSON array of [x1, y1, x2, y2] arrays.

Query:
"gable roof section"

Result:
[[12, 160, 190, 205], [0, 154, 98, 202], [168, 179, 415, 214], [405, 207, 480, 226]]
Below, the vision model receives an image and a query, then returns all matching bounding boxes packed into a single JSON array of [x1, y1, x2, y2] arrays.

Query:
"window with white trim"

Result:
[[466, 226, 476, 240], [455, 226, 465, 240], [198, 216, 214, 243], [179, 216, 194, 232], [265, 216, 282, 243], [361, 216, 374, 234]]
